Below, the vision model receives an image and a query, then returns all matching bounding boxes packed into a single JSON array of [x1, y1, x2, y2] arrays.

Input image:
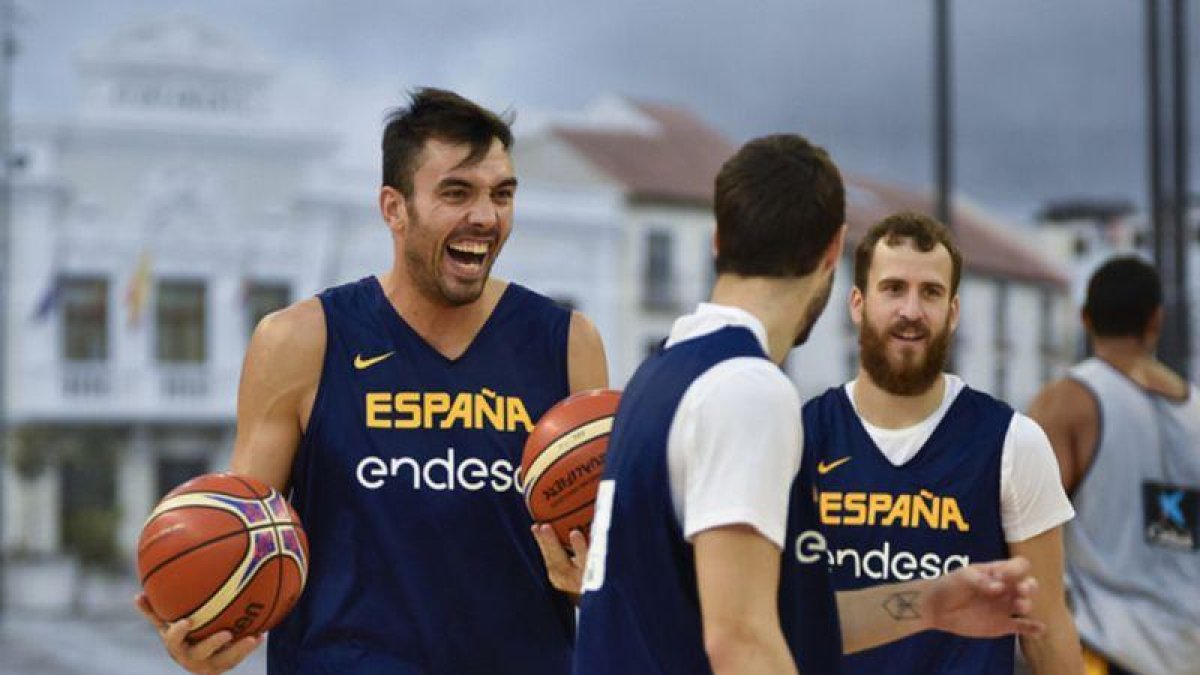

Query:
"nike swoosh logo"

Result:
[[817, 457, 852, 474], [354, 351, 395, 370]]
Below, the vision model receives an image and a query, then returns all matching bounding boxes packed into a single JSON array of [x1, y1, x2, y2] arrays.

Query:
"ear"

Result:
[[849, 284, 864, 327], [379, 186, 409, 235], [1146, 305, 1165, 341], [947, 293, 961, 333], [1080, 308, 1092, 334]]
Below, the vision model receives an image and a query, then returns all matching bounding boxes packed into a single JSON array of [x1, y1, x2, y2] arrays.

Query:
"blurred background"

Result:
[[0, 1, 1195, 672]]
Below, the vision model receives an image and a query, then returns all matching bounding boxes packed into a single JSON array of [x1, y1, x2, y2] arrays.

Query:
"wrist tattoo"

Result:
[[883, 591, 921, 621]]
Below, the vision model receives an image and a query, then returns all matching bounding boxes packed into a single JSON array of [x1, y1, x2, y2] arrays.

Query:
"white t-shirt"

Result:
[[844, 375, 1075, 543], [665, 303, 801, 548]]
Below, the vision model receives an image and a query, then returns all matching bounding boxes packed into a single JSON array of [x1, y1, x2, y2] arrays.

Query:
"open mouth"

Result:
[[889, 331, 928, 344], [445, 240, 490, 269]]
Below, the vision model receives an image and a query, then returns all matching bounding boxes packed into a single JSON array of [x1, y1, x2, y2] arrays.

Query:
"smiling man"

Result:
[[801, 212, 1084, 674], [136, 88, 608, 674]]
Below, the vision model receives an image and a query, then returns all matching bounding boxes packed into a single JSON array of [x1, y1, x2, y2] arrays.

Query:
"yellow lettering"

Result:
[[941, 497, 970, 532], [882, 493, 911, 527], [506, 397, 533, 432], [868, 492, 892, 526], [820, 491, 842, 525], [843, 492, 867, 526], [393, 392, 421, 429], [913, 490, 939, 529], [476, 392, 504, 430], [366, 393, 391, 429], [424, 393, 451, 428], [443, 393, 474, 429]]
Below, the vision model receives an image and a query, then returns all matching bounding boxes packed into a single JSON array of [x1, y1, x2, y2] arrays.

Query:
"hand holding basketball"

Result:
[[521, 389, 620, 546], [136, 473, 309, 646]]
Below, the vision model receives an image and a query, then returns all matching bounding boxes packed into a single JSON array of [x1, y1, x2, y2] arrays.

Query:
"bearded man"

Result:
[[800, 212, 1085, 675]]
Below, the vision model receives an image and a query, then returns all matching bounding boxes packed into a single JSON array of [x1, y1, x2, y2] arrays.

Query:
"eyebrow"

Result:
[[435, 177, 519, 191], [877, 277, 948, 291]]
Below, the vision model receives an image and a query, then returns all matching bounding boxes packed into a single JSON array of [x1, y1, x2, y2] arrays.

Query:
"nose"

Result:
[[465, 194, 500, 231], [897, 288, 923, 320]]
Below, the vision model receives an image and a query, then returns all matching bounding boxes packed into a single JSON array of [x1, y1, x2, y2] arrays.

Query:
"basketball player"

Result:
[[802, 212, 1083, 674], [136, 88, 608, 674], [1029, 257, 1200, 675], [573, 136, 1045, 675]]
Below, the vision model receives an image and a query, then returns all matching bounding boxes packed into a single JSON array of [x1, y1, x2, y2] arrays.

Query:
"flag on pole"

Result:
[[125, 250, 153, 328], [30, 276, 60, 322]]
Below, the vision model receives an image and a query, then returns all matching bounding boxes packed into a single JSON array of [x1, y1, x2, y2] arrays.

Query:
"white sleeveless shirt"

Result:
[[1066, 358, 1200, 675]]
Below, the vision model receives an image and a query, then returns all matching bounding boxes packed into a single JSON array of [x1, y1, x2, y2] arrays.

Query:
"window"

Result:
[[60, 439, 118, 568], [643, 229, 677, 311], [157, 455, 210, 499], [244, 281, 291, 338], [60, 277, 109, 362], [156, 280, 207, 363]]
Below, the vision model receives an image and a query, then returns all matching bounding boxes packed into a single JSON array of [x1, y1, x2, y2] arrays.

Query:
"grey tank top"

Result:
[[1066, 358, 1200, 675]]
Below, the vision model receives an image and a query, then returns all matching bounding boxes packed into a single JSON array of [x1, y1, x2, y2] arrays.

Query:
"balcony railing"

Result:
[[61, 363, 112, 397]]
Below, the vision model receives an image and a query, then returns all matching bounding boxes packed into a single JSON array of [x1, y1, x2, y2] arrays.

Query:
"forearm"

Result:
[[836, 581, 933, 654], [1020, 609, 1084, 675], [705, 626, 799, 675]]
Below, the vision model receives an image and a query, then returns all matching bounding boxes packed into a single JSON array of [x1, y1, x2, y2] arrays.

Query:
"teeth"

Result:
[[448, 241, 489, 255]]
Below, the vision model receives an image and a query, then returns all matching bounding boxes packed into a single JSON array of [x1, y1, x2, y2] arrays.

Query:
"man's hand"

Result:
[[924, 557, 1046, 639], [135, 593, 262, 674], [531, 524, 589, 600]]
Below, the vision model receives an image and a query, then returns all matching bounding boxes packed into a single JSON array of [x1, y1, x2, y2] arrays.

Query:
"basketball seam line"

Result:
[[545, 496, 598, 524], [524, 432, 609, 516], [522, 417, 612, 490], [139, 520, 284, 585]]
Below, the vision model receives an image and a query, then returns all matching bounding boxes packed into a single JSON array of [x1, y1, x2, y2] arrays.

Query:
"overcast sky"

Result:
[[9, 0, 1199, 220]]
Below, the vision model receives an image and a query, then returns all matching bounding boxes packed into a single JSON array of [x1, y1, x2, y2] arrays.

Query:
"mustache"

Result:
[[888, 318, 929, 337]]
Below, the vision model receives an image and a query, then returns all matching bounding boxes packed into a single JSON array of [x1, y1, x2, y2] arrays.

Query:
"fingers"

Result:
[[568, 529, 589, 559], [1010, 616, 1047, 638], [162, 618, 195, 650], [531, 524, 572, 572], [187, 630, 234, 662], [968, 557, 1036, 596], [980, 556, 1032, 583], [208, 635, 264, 672], [135, 594, 163, 628]]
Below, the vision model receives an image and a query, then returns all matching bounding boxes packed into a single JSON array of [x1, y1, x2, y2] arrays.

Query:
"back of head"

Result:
[[1084, 256, 1162, 338], [381, 87, 514, 197], [713, 134, 845, 277], [853, 212, 963, 293]]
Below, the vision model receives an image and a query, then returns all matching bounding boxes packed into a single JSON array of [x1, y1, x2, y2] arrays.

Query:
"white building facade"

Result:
[[0, 17, 1073, 612]]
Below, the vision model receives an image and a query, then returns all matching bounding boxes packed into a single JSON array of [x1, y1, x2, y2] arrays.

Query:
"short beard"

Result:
[[794, 272, 833, 347], [858, 314, 951, 396], [402, 206, 490, 307]]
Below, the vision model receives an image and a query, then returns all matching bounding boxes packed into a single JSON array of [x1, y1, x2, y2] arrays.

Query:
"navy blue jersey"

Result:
[[802, 384, 1013, 674], [574, 327, 841, 675], [268, 277, 574, 675]]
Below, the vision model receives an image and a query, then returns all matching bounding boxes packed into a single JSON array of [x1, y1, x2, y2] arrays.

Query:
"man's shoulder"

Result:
[[251, 297, 327, 368]]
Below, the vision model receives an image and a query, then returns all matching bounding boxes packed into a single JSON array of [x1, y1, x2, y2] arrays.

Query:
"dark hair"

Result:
[[713, 134, 845, 277], [381, 88, 514, 197], [853, 212, 963, 294], [1084, 256, 1162, 337]]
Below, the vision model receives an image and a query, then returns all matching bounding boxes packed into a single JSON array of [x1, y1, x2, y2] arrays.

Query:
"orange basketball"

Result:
[[137, 473, 309, 643], [521, 389, 621, 546]]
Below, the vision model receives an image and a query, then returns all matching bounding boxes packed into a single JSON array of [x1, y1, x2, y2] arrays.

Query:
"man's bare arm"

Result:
[[1028, 379, 1098, 495], [694, 526, 799, 675], [135, 298, 325, 673], [1009, 528, 1084, 674], [837, 557, 1044, 654], [567, 310, 609, 393]]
